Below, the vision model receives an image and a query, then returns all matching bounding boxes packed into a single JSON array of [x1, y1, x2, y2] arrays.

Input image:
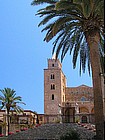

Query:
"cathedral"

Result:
[[0, 57, 95, 134], [43, 58, 95, 123], [0, 56, 97, 139]]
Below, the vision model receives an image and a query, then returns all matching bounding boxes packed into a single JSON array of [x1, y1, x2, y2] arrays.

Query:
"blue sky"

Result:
[[0, 1, 92, 114]]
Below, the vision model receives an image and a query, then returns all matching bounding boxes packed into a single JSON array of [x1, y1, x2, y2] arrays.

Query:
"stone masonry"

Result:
[[43, 58, 94, 123]]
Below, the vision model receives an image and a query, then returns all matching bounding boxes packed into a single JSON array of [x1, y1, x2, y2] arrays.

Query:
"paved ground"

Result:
[[7, 123, 96, 140]]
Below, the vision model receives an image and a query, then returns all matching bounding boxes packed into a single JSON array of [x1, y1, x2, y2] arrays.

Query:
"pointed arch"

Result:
[[79, 107, 89, 113]]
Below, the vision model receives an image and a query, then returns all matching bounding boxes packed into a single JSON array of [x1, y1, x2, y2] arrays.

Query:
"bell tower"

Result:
[[44, 58, 66, 122]]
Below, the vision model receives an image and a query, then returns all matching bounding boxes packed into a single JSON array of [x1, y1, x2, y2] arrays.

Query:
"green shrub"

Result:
[[60, 130, 80, 140]]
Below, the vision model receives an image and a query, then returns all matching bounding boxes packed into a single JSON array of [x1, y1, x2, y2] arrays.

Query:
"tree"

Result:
[[31, 0, 105, 139], [60, 130, 80, 140], [0, 88, 26, 135]]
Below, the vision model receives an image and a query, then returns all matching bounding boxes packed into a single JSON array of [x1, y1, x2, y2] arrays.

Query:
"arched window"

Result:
[[63, 86, 65, 92], [52, 94, 54, 100], [51, 84, 55, 90], [51, 74, 55, 79], [81, 96, 87, 101]]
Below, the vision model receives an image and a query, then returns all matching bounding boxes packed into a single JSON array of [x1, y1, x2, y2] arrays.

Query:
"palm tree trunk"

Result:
[[86, 32, 105, 140], [7, 109, 10, 135]]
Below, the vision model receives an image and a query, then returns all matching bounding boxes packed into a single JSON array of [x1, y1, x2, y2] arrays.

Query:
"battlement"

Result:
[[47, 58, 62, 69]]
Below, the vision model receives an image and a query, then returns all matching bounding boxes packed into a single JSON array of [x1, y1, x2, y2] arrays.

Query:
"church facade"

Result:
[[43, 58, 95, 124]]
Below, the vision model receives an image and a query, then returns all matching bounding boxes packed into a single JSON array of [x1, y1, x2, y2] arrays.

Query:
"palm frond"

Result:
[[31, 0, 105, 75], [31, 0, 57, 5], [73, 0, 82, 3], [55, 1, 84, 17], [81, 0, 94, 18], [0, 88, 25, 114], [38, 14, 55, 26], [72, 33, 83, 69]]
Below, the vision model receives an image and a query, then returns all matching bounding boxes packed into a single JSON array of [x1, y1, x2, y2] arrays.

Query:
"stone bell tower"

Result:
[[44, 57, 66, 122]]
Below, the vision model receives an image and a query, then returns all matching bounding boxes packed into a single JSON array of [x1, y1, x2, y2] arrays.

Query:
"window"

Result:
[[10, 115, 19, 124], [51, 84, 55, 90], [40, 117, 42, 121], [20, 119, 28, 124], [81, 116, 88, 123], [81, 96, 87, 101], [52, 64, 54, 67], [52, 94, 54, 100], [51, 74, 55, 79]]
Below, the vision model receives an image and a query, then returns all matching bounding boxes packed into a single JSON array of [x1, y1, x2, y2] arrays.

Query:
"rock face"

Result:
[[7, 123, 95, 140]]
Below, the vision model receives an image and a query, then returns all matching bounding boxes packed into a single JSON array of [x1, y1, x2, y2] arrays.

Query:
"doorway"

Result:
[[81, 116, 87, 123], [62, 104, 75, 123]]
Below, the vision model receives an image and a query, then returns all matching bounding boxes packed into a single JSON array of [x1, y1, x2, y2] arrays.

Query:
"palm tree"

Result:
[[0, 88, 26, 135], [31, 0, 104, 139]]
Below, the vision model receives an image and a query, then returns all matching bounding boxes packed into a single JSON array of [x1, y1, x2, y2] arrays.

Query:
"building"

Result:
[[0, 57, 95, 135], [43, 58, 94, 124], [0, 110, 38, 134]]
